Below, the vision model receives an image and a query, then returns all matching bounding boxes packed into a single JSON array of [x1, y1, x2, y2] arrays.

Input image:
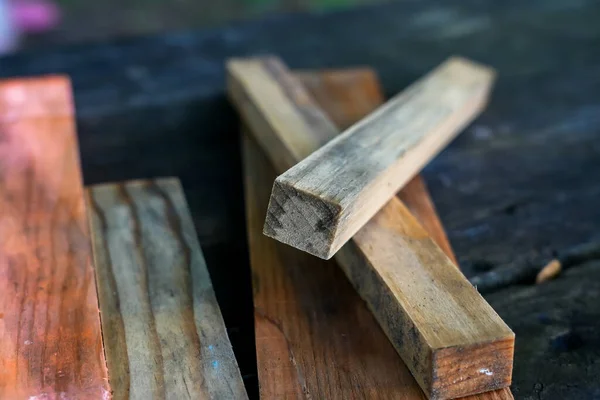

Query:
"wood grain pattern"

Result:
[[0, 76, 110, 399], [261, 58, 495, 260], [230, 58, 514, 399], [86, 178, 248, 400]]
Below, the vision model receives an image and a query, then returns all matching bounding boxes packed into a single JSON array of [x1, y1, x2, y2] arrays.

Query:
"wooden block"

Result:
[[229, 57, 514, 399], [296, 70, 458, 266], [0, 76, 110, 398], [86, 178, 248, 400], [263, 57, 495, 260]]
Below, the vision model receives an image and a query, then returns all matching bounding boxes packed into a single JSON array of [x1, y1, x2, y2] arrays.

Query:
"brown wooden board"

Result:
[[0, 77, 110, 398], [87, 178, 248, 399], [243, 69, 513, 399]]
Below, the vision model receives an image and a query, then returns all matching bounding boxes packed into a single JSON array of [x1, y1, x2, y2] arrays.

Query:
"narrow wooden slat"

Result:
[[263, 58, 494, 260], [86, 178, 248, 400], [231, 58, 514, 399], [296, 70, 458, 266], [0, 76, 110, 399]]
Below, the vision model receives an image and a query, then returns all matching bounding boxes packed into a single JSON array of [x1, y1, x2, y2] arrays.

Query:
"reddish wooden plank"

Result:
[[0, 76, 110, 399]]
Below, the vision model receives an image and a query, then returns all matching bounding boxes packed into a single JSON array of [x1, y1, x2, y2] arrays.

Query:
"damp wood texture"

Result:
[[86, 178, 248, 400], [0, 76, 109, 398], [244, 67, 513, 400], [229, 57, 514, 399], [252, 57, 495, 260]]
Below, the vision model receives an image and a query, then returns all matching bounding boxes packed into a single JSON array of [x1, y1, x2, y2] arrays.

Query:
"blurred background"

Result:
[[0, 0, 386, 54]]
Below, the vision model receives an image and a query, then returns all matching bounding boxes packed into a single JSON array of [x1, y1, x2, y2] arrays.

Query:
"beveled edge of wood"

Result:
[[263, 177, 342, 259], [430, 335, 515, 399], [0, 75, 74, 120], [226, 57, 304, 173]]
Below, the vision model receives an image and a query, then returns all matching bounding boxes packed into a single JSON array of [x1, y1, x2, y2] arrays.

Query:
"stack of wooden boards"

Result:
[[0, 77, 247, 399], [229, 56, 514, 400], [0, 56, 513, 399]]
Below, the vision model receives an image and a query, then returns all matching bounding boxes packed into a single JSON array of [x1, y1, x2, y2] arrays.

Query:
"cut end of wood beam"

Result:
[[263, 177, 343, 259], [431, 334, 514, 399], [263, 55, 496, 259]]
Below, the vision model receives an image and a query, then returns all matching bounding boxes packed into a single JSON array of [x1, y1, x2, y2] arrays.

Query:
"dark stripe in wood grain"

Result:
[[145, 181, 208, 396], [119, 183, 167, 398], [88, 193, 132, 398]]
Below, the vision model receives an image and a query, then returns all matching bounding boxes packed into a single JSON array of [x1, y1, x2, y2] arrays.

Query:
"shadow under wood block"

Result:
[[257, 57, 494, 260], [86, 178, 248, 399], [0, 77, 109, 398], [231, 59, 514, 399]]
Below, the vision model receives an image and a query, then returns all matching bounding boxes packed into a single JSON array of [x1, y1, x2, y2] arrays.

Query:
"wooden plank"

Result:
[[230, 57, 514, 399], [86, 178, 248, 400], [261, 57, 495, 260], [0, 76, 110, 399]]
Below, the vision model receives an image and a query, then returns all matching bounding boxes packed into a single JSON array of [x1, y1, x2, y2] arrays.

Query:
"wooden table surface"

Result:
[[1, 0, 599, 398]]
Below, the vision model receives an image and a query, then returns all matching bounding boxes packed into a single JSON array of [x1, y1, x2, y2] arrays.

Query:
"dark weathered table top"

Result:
[[2, 1, 600, 398]]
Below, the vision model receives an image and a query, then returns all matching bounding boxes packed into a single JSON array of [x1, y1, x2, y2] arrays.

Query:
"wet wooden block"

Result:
[[86, 178, 248, 400], [0, 76, 110, 398], [230, 58, 514, 399], [250, 57, 494, 260]]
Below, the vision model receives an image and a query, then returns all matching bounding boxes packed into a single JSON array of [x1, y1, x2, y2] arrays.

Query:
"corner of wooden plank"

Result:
[[0, 75, 74, 120]]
